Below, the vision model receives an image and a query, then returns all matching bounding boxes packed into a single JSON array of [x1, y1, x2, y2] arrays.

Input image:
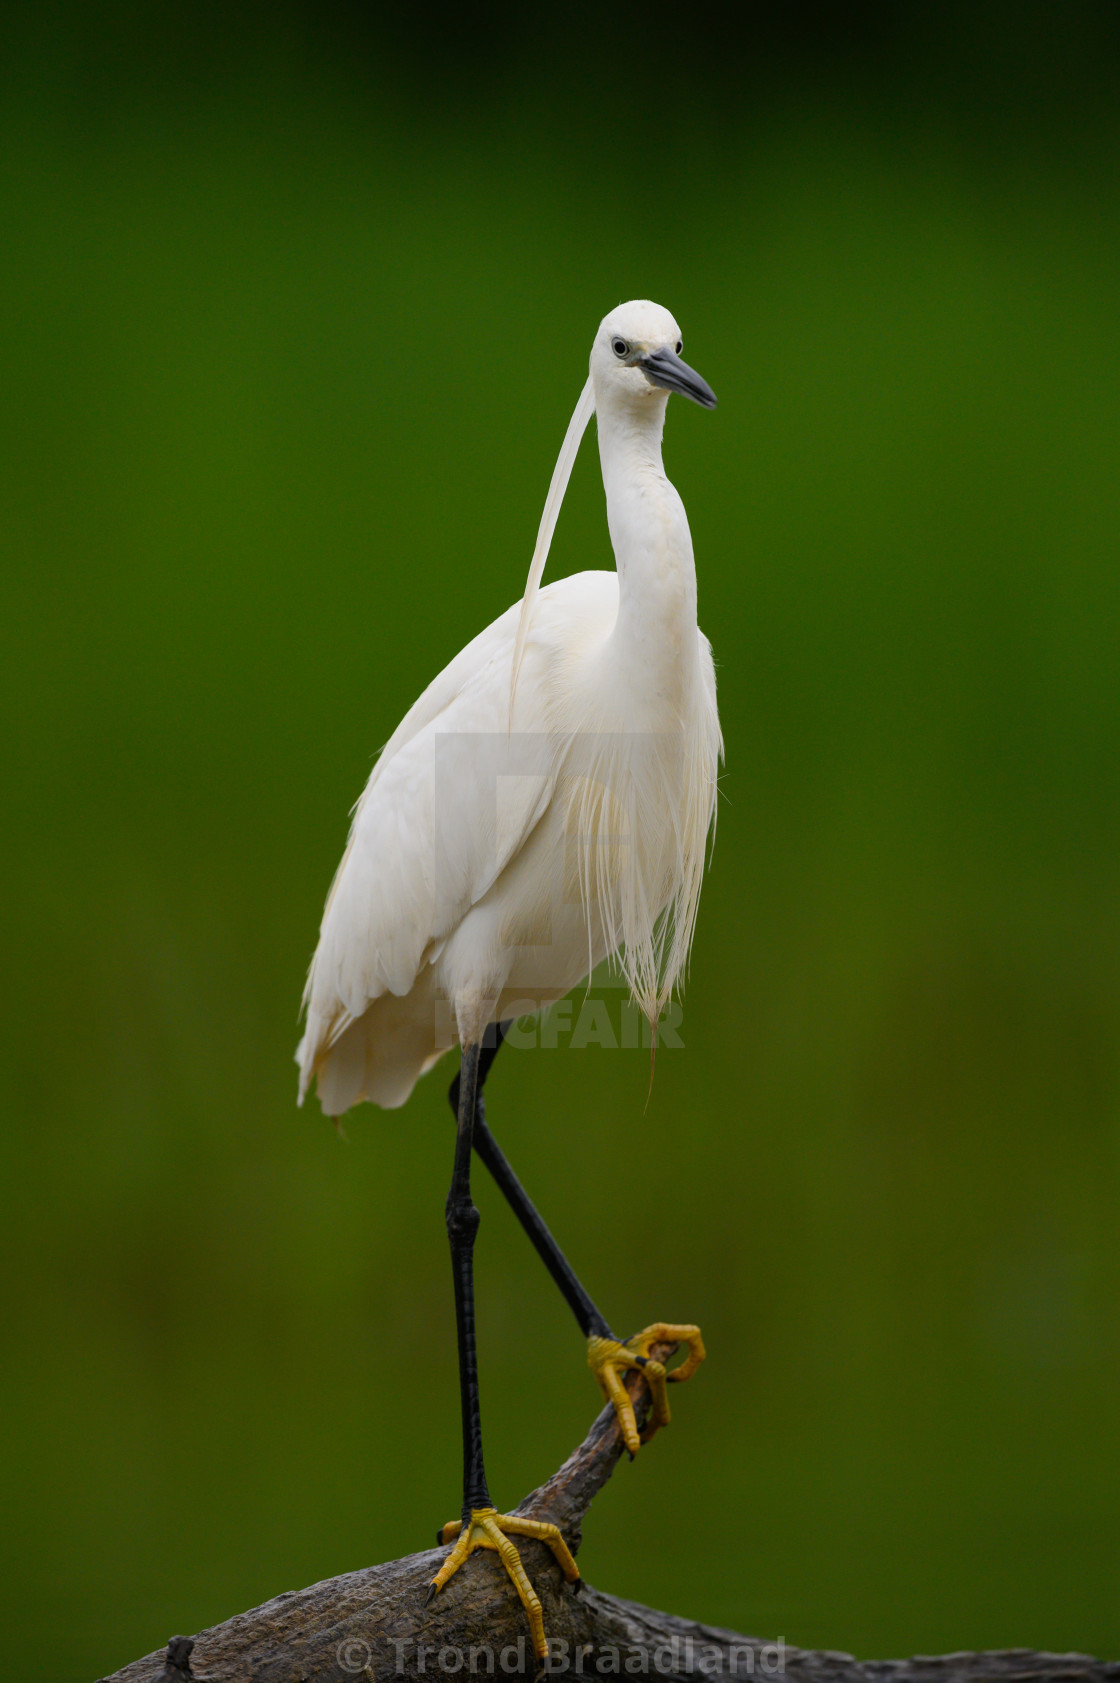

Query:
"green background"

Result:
[[2, 7, 1118, 1677]]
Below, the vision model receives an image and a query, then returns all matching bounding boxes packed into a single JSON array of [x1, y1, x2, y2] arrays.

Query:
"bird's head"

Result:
[[509, 299, 716, 714], [590, 300, 717, 413]]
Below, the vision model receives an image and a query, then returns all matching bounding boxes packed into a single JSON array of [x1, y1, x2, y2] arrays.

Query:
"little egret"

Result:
[[297, 300, 721, 1657]]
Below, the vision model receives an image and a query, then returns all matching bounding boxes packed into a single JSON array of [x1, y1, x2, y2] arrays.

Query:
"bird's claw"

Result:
[[427, 1507, 579, 1661], [587, 1322, 706, 1456]]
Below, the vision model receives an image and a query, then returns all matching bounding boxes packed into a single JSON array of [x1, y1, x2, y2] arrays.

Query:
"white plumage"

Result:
[[297, 300, 722, 1113]]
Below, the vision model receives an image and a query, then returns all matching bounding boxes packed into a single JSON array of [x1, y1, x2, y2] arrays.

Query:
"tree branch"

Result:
[[100, 1342, 1118, 1683]]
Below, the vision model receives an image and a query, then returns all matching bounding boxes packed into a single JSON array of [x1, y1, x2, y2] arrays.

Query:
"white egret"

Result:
[[297, 300, 721, 1658]]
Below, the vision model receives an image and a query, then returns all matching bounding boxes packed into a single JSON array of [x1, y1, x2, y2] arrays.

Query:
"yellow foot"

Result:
[[427, 1507, 580, 1661], [587, 1322, 706, 1456]]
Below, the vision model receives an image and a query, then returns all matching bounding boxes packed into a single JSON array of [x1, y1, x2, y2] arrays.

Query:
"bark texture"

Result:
[[99, 1343, 1118, 1683]]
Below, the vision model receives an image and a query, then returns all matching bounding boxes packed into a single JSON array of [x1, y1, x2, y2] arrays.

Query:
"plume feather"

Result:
[[509, 374, 595, 724]]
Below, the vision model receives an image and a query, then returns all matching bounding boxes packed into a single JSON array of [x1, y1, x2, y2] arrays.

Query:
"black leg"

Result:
[[446, 1041, 491, 1520], [448, 1024, 615, 1343]]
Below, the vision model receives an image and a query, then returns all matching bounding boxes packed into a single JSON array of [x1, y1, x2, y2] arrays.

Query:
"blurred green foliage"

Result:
[[1, 9, 1118, 1679]]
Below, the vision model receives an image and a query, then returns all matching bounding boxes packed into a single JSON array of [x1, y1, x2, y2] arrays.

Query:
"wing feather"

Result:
[[297, 573, 619, 1103]]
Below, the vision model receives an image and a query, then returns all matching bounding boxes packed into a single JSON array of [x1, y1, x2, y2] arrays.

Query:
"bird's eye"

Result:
[[611, 337, 629, 359], [675, 340, 683, 355]]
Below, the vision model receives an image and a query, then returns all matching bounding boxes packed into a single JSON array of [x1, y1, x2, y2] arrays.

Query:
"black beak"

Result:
[[640, 347, 717, 409]]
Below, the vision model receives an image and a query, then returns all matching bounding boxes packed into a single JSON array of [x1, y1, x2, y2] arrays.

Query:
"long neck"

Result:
[[596, 394, 699, 708]]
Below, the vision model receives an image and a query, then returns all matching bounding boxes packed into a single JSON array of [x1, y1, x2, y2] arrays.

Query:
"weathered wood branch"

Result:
[[101, 1344, 1117, 1683]]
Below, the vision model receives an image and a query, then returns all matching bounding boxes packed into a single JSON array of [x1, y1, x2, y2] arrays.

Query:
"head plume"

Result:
[[509, 375, 595, 723]]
